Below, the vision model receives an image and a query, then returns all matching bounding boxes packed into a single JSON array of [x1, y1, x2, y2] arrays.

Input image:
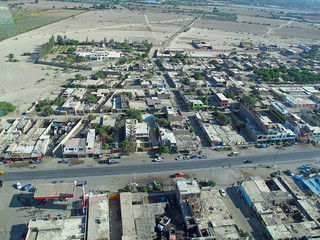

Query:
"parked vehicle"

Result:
[[29, 159, 42, 164], [0, 171, 4, 175], [58, 159, 70, 163], [0, 180, 4, 188], [175, 156, 183, 160], [22, 184, 31, 191], [190, 155, 198, 159], [219, 188, 226, 196], [286, 169, 294, 176], [108, 158, 121, 164], [16, 182, 22, 189], [259, 144, 269, 148], [198, 155, 208, 159], [173, 172, 184, 178], [300, 165, 312, 169], [183, 155, 190, 160], [228, 152, 240, 157], [154, 157, 164, 162]]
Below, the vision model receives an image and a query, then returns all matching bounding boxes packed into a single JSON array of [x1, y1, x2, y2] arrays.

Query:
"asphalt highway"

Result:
[[2, 149, 319, 181]]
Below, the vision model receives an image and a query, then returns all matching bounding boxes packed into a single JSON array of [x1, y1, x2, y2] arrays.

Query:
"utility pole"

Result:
[[272, 145, 282, 168]]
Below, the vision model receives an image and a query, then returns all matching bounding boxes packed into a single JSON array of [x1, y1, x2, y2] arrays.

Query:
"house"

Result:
[[159, 128, 177, 150], [61, 98, 81, 114], [216, 93, 228, 108], [188, 99, 203, 111], [125, 119, 151, 148]]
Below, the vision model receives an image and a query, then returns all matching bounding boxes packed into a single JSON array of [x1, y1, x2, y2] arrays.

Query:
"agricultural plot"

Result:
[[0, 9, 84, 41], [193, 19, 268, 35]]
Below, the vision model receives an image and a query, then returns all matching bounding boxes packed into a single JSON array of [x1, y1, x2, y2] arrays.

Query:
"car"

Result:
[[198, 155, 208, 159], [228, 152, 240, 157], [0, 171, 4, 175], [0, 180, 4, 188], [183, 155, 190, 160], [52, 180, 61, 184], [243, 160, 252, 163], [22, 184, 31, 191], [286, 169, 294, 176], [29, 159, 42, 164], [219, 188, 226, 196], [173, 172, 184, 178], [190, 155, 198, 159], [175, 156, 183, 161], [58, 159, 70, 163], [16, 182, 22, 189], [154, 157, 164, 162]]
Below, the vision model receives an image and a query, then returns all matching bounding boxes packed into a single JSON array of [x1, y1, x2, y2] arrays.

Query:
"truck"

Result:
[[106, 156, 121, 164], [228, 152, 240, 157]]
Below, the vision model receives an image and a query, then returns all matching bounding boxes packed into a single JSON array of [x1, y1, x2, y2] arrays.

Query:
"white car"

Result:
[[16, 182, 22, 190], [154, 157, 164, 162], [219, 188, 226, 196], [175, 156, 183, 160]]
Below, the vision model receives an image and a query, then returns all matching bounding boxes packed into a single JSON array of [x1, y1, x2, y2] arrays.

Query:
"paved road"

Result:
[[3, 149, 319, 181]]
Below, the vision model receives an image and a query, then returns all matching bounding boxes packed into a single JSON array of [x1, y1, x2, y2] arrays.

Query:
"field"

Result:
[[0, 9, 84, 41]]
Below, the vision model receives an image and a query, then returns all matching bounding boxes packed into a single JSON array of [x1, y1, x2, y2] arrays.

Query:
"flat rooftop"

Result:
[[26, 216, 85, 240], [34, 183, 76, 200], [87, 195, 109, 240]]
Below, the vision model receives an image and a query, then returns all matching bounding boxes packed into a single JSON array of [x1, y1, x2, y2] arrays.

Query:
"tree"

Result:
[[241, 96, 257, 107], [209, 181, 216, 187], [125, 109, 142, 123], [54, 97, 66, 106], [75, 74, 83, 80], [0, 101, 16, 116], [235, 121, 245, 131], [120, 140, 130, 149], [127, 123, 136, 153], [159, 145, 169, 153], [88, 114, 96, 122], [102, 143, 109, 149], [193, 71, 203, 80], [56, 35, 64, 45], [86, 95, 97, 103], [44, 107, 54, 115], [225, 90, 235, 99], [93, 72, 105, 80]]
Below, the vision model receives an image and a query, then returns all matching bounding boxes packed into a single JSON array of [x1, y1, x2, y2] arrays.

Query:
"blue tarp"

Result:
[[302, 175, 320, 195]]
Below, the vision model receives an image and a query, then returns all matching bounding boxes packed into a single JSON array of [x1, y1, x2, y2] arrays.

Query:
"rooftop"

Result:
[[34, 183, 76, 200], [26, 216, 85, 240], [87, 195, 109, 240]]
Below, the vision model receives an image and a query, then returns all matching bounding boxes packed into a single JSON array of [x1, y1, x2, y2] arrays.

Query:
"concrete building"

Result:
[[25, 216, 86, 240], [216, 93, 228, 108], [159, 127, 177, 150], [286, 97, 315, 108], [176, 180, 242, 239], [86, 195, 110, 240], [165, 107, 183, 122], [76, 50, 121, 60], [120, 192, 166, 240], [240, 104, 295, 144], [61, 98, 81, 115], [85, 129, 95, 155], [62, 129, 95, 157], [239, 176, 320, 240], [125, 119, 151, 148]]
